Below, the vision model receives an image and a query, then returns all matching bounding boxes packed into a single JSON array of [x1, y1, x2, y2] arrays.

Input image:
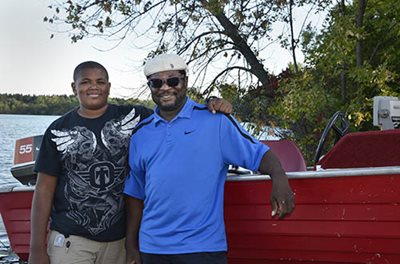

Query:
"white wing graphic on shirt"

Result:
[[101, 108, 140, 153], [51, 127, 97, 155]]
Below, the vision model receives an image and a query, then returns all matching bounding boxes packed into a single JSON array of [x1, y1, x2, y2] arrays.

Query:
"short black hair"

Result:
[[73, 61, 109, 81]]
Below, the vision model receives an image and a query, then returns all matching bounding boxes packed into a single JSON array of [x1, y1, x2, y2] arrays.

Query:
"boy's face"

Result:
[[72, 67, 110, 112]]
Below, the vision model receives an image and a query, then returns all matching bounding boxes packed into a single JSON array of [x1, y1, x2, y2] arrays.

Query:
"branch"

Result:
[[203, 66, 253, 94], [180, 30, 225, 52], [199, 0, 272, 92]]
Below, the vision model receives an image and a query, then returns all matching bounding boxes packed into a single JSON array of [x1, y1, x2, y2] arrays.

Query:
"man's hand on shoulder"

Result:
[[206, 97, 233, 114]]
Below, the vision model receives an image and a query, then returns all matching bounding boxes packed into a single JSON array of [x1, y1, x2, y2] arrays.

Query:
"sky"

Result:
[[0, 0, 150, 99], [0, 0, 322, 99]]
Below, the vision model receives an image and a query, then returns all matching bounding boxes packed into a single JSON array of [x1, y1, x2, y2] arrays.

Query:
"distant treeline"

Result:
[[0, 93, 155, 115]]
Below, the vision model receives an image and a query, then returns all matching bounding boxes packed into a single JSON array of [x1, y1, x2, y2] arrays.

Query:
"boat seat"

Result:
[[261, 140, 307, 172], [318, 129, 400, 169]]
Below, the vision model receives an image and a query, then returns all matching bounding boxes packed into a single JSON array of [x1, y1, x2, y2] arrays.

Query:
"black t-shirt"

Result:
[[34, 104, 153, 241]]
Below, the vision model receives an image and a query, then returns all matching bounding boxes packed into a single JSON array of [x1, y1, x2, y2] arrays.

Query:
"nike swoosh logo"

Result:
[[184, 130, 195, 135]]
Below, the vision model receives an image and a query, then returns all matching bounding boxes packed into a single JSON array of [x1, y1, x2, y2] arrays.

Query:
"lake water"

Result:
[[0, 114, 59, 252], [0, 114, 59, 184]]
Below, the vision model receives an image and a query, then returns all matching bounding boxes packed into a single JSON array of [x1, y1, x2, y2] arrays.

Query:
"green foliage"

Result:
[[0, 94, 78, 115], [187, 88, 208, 104], [108, 97, 155, 109], [0, 94, 154, 115], [271, 0, 400, 165], [269, 67, 343, 163]]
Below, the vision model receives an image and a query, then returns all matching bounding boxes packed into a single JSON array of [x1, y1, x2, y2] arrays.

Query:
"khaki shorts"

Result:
[[47, 230, 125, 264]]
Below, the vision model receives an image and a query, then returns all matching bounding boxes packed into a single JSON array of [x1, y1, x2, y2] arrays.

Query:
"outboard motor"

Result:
[[373, 96, 400, 130]]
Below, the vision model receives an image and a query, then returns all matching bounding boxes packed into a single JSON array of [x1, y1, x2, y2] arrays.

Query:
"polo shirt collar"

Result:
[[153, 96, 194, 125]]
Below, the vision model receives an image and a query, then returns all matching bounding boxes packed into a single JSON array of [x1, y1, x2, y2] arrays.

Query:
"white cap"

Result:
[[144, 54, 188, 77]]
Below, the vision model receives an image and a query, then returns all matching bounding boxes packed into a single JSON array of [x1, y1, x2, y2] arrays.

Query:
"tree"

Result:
[[42, 0, 400, 167], [271, 0, 400, 164], [45, 0, 329, 96], [0, 93, 154, 115]]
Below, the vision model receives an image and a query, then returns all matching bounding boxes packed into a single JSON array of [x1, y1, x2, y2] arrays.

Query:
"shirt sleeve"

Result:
[[133, 105, 154, 121], [219, 115, 269, 171], [34, 126, 61, 177], [123, 137, 145, 200]]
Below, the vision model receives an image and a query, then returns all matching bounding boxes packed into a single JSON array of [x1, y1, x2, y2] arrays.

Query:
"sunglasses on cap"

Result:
[[147, 77, 184, 89]]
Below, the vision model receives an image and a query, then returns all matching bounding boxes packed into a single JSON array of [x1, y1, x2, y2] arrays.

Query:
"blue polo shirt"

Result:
[[124, 97, 269, 254]]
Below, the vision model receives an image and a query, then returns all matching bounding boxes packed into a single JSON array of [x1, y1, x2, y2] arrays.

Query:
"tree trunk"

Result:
[[356, 0, 367, 67], [340, 62, 347, 101], [289, 0, 298, 73], [340, 0, 347, 102], [200, 0, 274, 97]]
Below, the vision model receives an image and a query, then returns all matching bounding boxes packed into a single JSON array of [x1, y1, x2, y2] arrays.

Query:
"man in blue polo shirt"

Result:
[[124, 54, 295, 264]]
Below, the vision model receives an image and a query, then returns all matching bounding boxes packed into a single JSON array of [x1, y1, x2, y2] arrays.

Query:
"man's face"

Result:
[[72, 68, 110, 112], [148, 70, 187, 114]]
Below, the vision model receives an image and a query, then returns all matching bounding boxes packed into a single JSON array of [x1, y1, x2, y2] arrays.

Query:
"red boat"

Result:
[[0, 185, 33, 262], [1, 96, 400, 263], [224, 96, 400, 263], [225, 134, 400, 263]]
